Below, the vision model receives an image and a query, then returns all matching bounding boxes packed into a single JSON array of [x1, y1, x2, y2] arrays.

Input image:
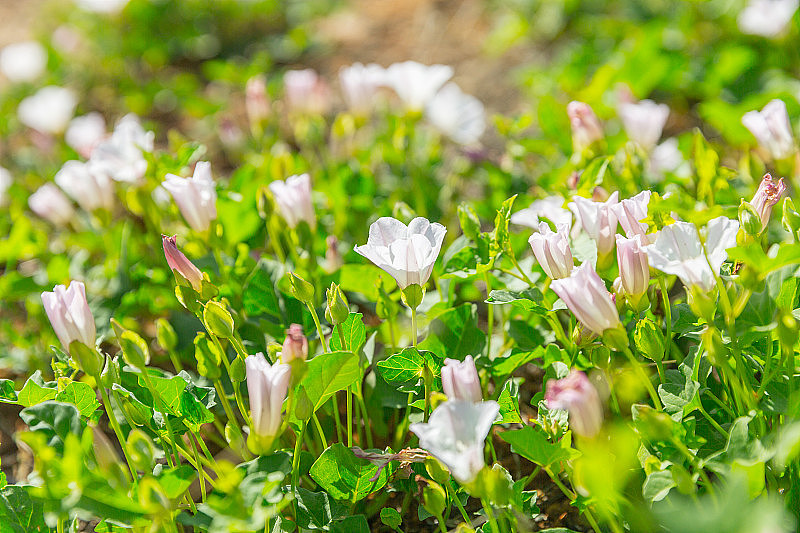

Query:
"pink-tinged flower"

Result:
[[551, 262, 620, 335], [511, 196, 572, 230], [281, 324, 308, 363], [29, 183, 74, 226], [529, 222, 574, 279], [54, 160, 114, 212], [383, 61, 453, 111], [742, 99, 795, 161], [643, 217, 739, 291], [441, 355, 482, 403], [41, 280, 96, 353], [0, 41, 46, 82], [410, 400, 499, 483], [611, 191, 653, 243], [567, 101, 604, 152], [425, 83, 486, 145], [616, 234, 650, 299], [545, 370, 603, 438], [18, 86, 77, 134], [354, 217, 447, 290], [65, 113, 107, 158], [268, 173, 315, 229], [618, 100, 669, 150], [738, 0, 798, 37], [161, 235, 204, 291], [245, 75, 270, 126], [245, 353, 291, 441], [283, 69, 331, 115], [569, 192, 619, 257], [88, 114, 154, 183], [339, 62, 386, 113], [163, 161, 217, 232], [750, 173, 787, 231]]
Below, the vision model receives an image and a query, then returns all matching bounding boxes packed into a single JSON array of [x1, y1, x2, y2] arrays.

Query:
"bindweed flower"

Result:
[[0, 167, 12, 207], [245, 75, 271, 127], [750, 173, 787, 231], [163, 161, 217, 232], [551, 262, 620, 335], [612, 191, 653, 243], [383, 61, 453, 111], [18, 86, 77, 134], [567, 101, 604, 152], [643, 217, 739, 291], [41, 280, 96, 353], [618, 100, 669, 150], [88, 114, 154, 183], [410, 400, 499, 483], [54, 160, 114, 212], [65, 113, 107, 158], [268, 173, 316, 229], [162, 235, 204, 291], [545, 370, 603, 438], [510, 196, 572, 229], [738, 0, 798, 37], [569, 192, 619, 258], [742, 99, 796, 161], [281, 324, 308, 363], [283, 69, 331, 115], [616, 234, 650, 302], [425, 83, 486, 145], [528, 222, 574, 279], [441, 355, 482, 403], [339, 62, 386, 113], [354, 216, 447, 290], [245, 353, 291, 452], [29, 183, 75, 226], [0, 41, 47, 82]]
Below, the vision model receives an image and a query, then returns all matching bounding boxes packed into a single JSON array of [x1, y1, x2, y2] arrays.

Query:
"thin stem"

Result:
[[97, 383, 137, 482], [659, 277, 673, 358], [482, 499, 501, 533], [411, 307, 418, 348], [307, 303, 329, 353], [436, 513, 448, 533], [483, 272, 493, 358], [213, 379, 238, 427], [331, 395, 344, 443], [448, 482, 471, 525], [338, 324, 353, 448], [214, 335, 251, 426], [312, 412, 327, 451], [356, 393, 373, 448], [188, 433, 206, 501], [292, 421, 306, 519], [622, 346, 662, 409]]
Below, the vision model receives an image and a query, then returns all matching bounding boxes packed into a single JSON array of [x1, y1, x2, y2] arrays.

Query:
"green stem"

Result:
[[659, 277, 673, 359], [307, 303, 329, 353], [312, 412, 327, 451], [97, 382, 137, 482], [435, 513, 448, 533], [188, 433, 206, 501], [266, 218, 287, 264], [356, 392, 373, 448], [411, 307, 418, 348], [481, 499, 501, 533], [331, 395, 344, 443], [141, 370, 182, 466], [483, 272, 493, 358], [622, 346, 662, 409], [213, 379, 238, 427], [337, 324, 353, 447], [447, 482, 471, 525], [292, 421, 306, 518], [214, 336, 251, 426]]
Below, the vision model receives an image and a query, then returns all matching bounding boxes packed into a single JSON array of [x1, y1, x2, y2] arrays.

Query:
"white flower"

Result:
[[567, 101, 604, 152], [741, 99, 795, 160], [0, 167, 12, 207], [245, 353, 291, 440], [17, 86, 77, 134], [41, 280, 96, 353], [441, 356, 482, 403], [268, 173, 315, 229], [163, 161, 217, 232], [383, 61, 453, 111], [283, 69, 331, 115], [65, 113, 107, 158], [54, 160, 115, 212], [75, 0, 129, 13], [0, 41, 47, 82], [354, 217, 447, 289], [510, 196, 572, 229], [648, 138, 686, 178], [643, 217, 739, 291], [529, 222, 574, 280], [88, 114, 154, 183], [339, 62, 386, 113], [425, 83, 486, 145], [410, 400, 499, 483], [618, 100, 669, 150], [738, 0, 798, 37], [551, 262, 621, 335], [569, 192, 619, 257], [616, 234, 650, 299], [29, 183, 75, 226], [611, 191, 652, 243]]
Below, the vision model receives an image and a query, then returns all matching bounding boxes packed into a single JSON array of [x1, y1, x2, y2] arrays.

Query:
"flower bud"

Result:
[[69, 340, 104, 377], [749, 173, 787, 232], [203, 301, 235, 339], [738, 199, 763, 237], [441, 355, 482, 403], [782, 197, 800, 238], [155, 318, 178, 352], [551, 262, 620, 335], [422, 479, 447, 518], [281, 324, 309, 363], [529, 222, 573, 279], [400, 283, 424, 309], [567, 101, 603, 153], [162, 235, 204, 292], [41, 280, 96, 355], [776, 310, 799, 352], [688, 285, 716, 322], [118, 329, 150, 370], [616, 234, 650, 305], [325, 236, 343, 272], [294, 387, 313, 421], [545, 370, 603, 438], [288, 272, 315, 304], [245, 353, 291, 454], [245, 75, 270, 128], [325, 283, 350, 326], [634, 317, 665, 362], [230, 356, 246, 383]]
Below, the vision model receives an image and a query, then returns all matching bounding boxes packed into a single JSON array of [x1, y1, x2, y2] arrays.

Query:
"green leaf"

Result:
[[0, 485, 47, 533], [0, 379, 17, 402], [301, 351, 360, 412], [497, 380, 522, 424], [486, 288, 548, 315], [328, 313, 366, 354], [55, 381, 101, 418], [309, 444, 395, 502], [138, 373, 187, 416], [658, 364, 700, 418], [499, 426, 578, 467], [243, 259, 283, 320], [295, 488, 348, 530], [339, 264, 395, 300], [420, 303, 486, 359], [16, 371, 57, 407], [19, 401, 84, 453], [727, 242, 800, 279], [329, 515, 370, 533], [376, 347, 426, 385], [156, 465, 197, 501], [642, 470, 676, 503]]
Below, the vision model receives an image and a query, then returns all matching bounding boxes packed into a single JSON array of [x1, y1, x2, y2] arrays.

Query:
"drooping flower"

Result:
[[268, 173, 316, 229], [54, 160, 115, 212], [510, 196, 572, 229], [551, 262, 620, 335], [283, 69, 331, 115], [281, 324, 308, 363], [545, 370, 603, 438], [410, 400, 499, 483], [161, 235, 204, 291], [354, 217, 447, 290], [41, 280, 96, 353], [425, 83, 486, 145], [738, 0, 798, 37], [339, 62, 386, 113], [17, 86, 77, 134], [88, 114, 154, 183], [528, 222, 574, 279], [65, 113, 107, 158], [750, 173, 787, 230], [29, 183, 75, 226], [616, 234, 650, 300], [382, 61, 453, 111], [163, 161, 217, 232], [611, 191, 652, 243], [643, 217, 739, 291], [441, 356, 482, 403], [567, 101, 603, 152], [618, 100, 669, 150], [741, 99, 796, 161], [245, 353, 292, 446], [0, 41, 47, 82], [569, 192, 619, 258]]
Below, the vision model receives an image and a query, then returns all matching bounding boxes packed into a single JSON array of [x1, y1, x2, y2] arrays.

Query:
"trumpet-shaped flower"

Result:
[[738, 0, 798, 37], [55, 160, 114, 212], [268, 173, 315, 229], [441, 356, 482, 403], [163, 161, 217, 232], [551, 262, 620, 335], [567, 101, 603, 152], [88, 114, 154, 183], [354, 216, 447, 290], [162, 235, 204, 291], [410, 400, 499, 483], [529, 222, 574, 279], [643, 217, 739, 291], [612, 191, 652, 242], [281, 324, 308, 363], [510, 196, 572, 230], [245, 353, 292, 443], [750, 173, 787, 231], [383, 61, 453, 111], [618, 100, 669, 150], [569, 192, 619, 257], [18, 86, 77, 134], [0, 41, 47, 82], [29, 183, 75, 226], [425, 83, 486, 145], [742, 99, 795, 161], [616, 234, 650, 299], [545, 370, 603, 438], [41, 280, 96, 353], [339, 62, 386, 113]]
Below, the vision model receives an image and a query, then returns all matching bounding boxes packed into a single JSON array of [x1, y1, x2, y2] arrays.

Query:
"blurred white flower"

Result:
[[163, 161, 217, 232], [383, 61, 453, 111], [0, 167, 12, 207], [510, 196, 572, 229], [65, 113, 107, 158], [648, 138, 687, 178], [74, 0, 129, 13], [17, 86, 77, 134], [569, 192, 619, 257], [741, 99, 795, 160], [29, 183, 75, 226], [545, 370, 603, 438], [88, 114, 154, 183], [425, 82, 486, 145], [567, 101, 604, 152], [618, 100, 669, 150], [738, 0, 798, 37], [268, 173, 316, 229], [616, 234, 650, 300], [54, 160, 115, 212], [339, 62, 386, 113], [245, 75, 270, 127], [283, 69, 331, 115], [0, 41, 47, 82]]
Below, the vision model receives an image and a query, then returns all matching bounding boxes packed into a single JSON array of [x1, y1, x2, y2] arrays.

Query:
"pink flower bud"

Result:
[[545, 370, 603, 438], [281, 324, 308, 363], [528, 222, 574, 279], [245, 75, 270, 126], [567, 101, 603, 152], [162, 235, 204, 291], [245, 353, 291, 441], [29, 183, 75, 226], [616, 234, 650, 299], [750, 173, 787, 230], [441, 355, 481, 402], [41, 280, 96, 353], [551, 262, 620, 335]]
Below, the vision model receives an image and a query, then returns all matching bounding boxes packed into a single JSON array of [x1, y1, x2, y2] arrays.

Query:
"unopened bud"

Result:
[[69, 340, 104, 377], [634, 318, 665, 362], [281, 324, 309, 363], [738, 200, 763, 237], [194, 332, 222, 380], [288, 272, 314, 304], [325, 283, 350, 326], [155, 318, 177, 352], [203, 301, 235, 339]]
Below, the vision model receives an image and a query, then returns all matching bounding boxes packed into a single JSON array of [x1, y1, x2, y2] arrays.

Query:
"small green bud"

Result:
[[634, 404, 674, 442], [101, 355, 120, 388], [379, 507, 402, 531], [325, 283, 350, 326], [69, 340, 104, 377], [634, 318, 665, 362], [400, 283, 424, 309], [230, 356, 246, 383], [288, 272, 314, 304], [777, 311, 799, 351], [422, 479, 447, 518], [118, 329, 150, 369], [738, 200, 763, 236], [194, 332, 222, 380], [256, 186, 273, 220], [155, 318, 178, 352], [127, 429, 156, 472], [425, 457, 451, 485], [203, 301, 235, 339], [294, 387, 313, 421], [457, 203, 482, 241]]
